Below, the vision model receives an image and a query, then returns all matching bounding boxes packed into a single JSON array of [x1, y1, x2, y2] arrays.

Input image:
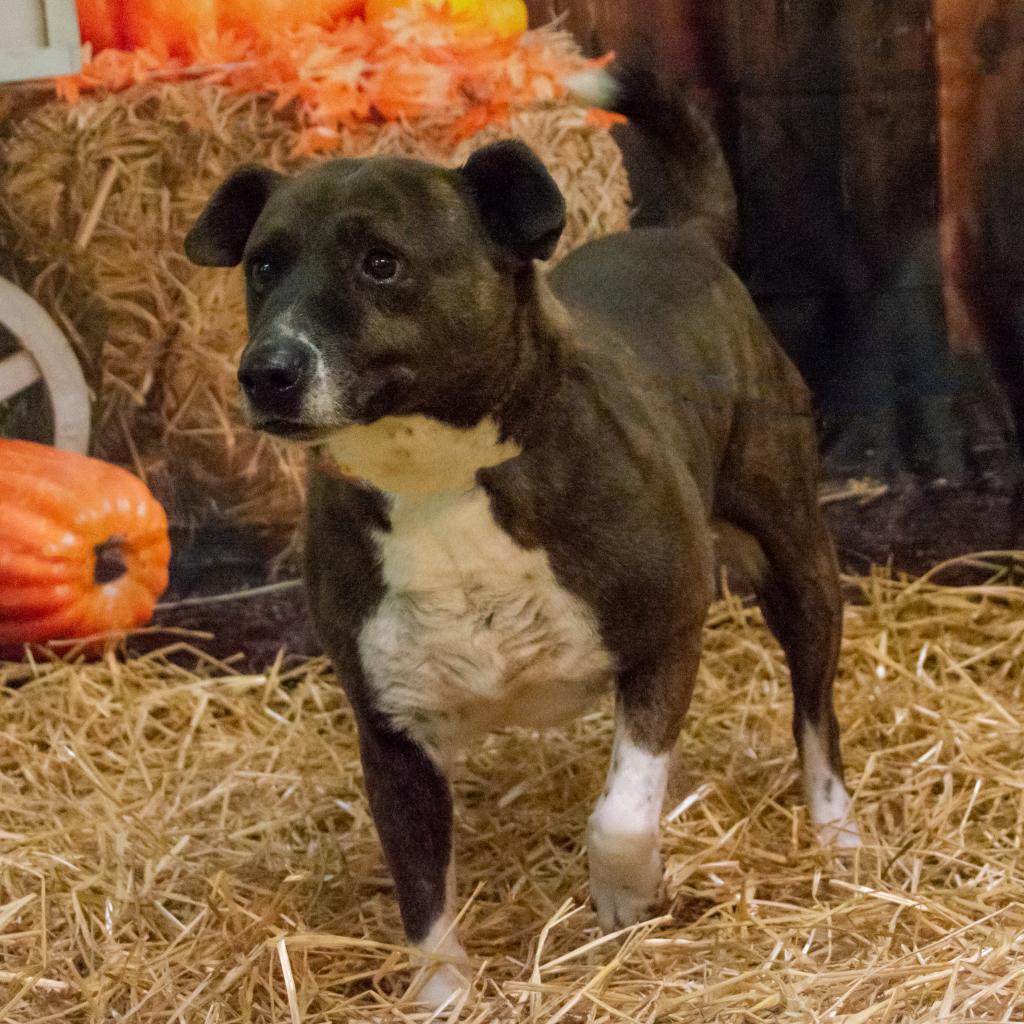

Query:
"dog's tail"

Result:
[[567, 63, 738, 260]]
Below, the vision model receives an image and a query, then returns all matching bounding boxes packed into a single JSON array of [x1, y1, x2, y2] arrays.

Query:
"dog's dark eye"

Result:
[[249, 259, 276, 290], [362, 250, 399, 282]]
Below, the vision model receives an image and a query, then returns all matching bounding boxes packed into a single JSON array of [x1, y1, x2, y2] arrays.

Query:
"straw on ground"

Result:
[[2, 557, 1023, 1022]]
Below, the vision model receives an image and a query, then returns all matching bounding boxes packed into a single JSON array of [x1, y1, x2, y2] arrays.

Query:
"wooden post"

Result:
[[934, 0, 989, 354], [966, 1, 1024, 449]]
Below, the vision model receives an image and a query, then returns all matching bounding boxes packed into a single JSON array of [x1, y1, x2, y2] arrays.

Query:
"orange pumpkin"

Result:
[[75, 0, 132, 51], [77, 0, 367, 59], [0, 440, 170, 651], [122, 0, 219, 61], [364, 0, 527, 38], [217, 0, 365, 38]]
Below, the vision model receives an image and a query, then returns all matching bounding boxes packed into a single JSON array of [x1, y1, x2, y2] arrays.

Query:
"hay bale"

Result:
[[2, 560, 1023, 1021], [0, 84, 629, 545]]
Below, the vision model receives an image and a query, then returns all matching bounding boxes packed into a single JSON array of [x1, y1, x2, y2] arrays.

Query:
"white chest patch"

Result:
[[358, 487, 615, 755]]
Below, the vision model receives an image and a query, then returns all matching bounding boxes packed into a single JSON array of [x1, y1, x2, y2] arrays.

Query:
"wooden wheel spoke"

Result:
[[0, 350, 42, 404], [0, 278, 90, 452]]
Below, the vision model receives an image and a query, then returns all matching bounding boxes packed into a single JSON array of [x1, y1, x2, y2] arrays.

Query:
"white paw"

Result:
[[588, 827, 664, 933], [817, 816, 862, 851], [800, 723, 860, 852], [409, 962, 471, 1012]]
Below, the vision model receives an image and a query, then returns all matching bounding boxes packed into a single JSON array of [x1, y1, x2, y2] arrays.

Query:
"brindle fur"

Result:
[[186, 68, 848, 965]]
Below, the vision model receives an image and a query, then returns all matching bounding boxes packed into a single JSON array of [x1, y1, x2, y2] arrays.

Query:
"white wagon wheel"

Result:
[[0, 276, 90, 453]]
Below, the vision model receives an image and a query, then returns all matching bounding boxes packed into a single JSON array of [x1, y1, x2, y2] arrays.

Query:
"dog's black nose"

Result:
[[238, 343, 311, 416]]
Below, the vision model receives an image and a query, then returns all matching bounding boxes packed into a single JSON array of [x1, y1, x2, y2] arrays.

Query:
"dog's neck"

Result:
[[493, 267, 571, 447], [320, 415, 521, 495], [319, 271, 571, 496]]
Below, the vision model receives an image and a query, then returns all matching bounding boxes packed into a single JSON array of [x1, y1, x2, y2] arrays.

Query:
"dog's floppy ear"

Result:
[[185, 165, 283, 267], [460, 141, 566, 262]]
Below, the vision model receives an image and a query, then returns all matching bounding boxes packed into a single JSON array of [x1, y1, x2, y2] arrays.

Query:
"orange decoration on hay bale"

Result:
[[60, 1, 607, 150]]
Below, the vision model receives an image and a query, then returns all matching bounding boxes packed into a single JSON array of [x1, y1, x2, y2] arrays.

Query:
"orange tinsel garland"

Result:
[[58, 4, 621, 152]]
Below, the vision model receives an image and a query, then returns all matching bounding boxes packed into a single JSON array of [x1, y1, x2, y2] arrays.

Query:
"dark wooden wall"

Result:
[[526, 0, 704, 69], [526, 0, 1021, 483], [963, 2, 1024, 464]]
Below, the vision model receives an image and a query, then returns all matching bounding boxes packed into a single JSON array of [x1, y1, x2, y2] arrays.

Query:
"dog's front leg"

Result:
[[588, 635, 702, 932], [356, 713, 469, 1008]]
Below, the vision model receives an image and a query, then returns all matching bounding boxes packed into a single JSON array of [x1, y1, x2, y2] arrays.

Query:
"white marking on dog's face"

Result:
[[322, 415, 521, 495], [273, 307, 310, 346], [274, 312, 332, 421], [587, 716, 669, 932], [358, 486, 614, 759], [241, 306, 357, 431], [801, 720, 860, 849]]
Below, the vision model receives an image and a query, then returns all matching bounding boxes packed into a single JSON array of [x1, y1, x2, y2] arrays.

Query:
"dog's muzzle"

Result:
[[238, 340, 313, 421]]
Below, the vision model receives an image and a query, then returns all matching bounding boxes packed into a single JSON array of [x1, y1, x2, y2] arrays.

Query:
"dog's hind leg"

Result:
[[716, 408, 860, 850], [756, 521, 859, 848], [588, 626, 705, 932]]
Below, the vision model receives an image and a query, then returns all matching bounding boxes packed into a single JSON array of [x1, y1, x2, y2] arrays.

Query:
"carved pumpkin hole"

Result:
[[94, 537, 128, 584]]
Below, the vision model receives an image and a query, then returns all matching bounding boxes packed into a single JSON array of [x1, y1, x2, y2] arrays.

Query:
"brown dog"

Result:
[[185, 66, 858, 1008]]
